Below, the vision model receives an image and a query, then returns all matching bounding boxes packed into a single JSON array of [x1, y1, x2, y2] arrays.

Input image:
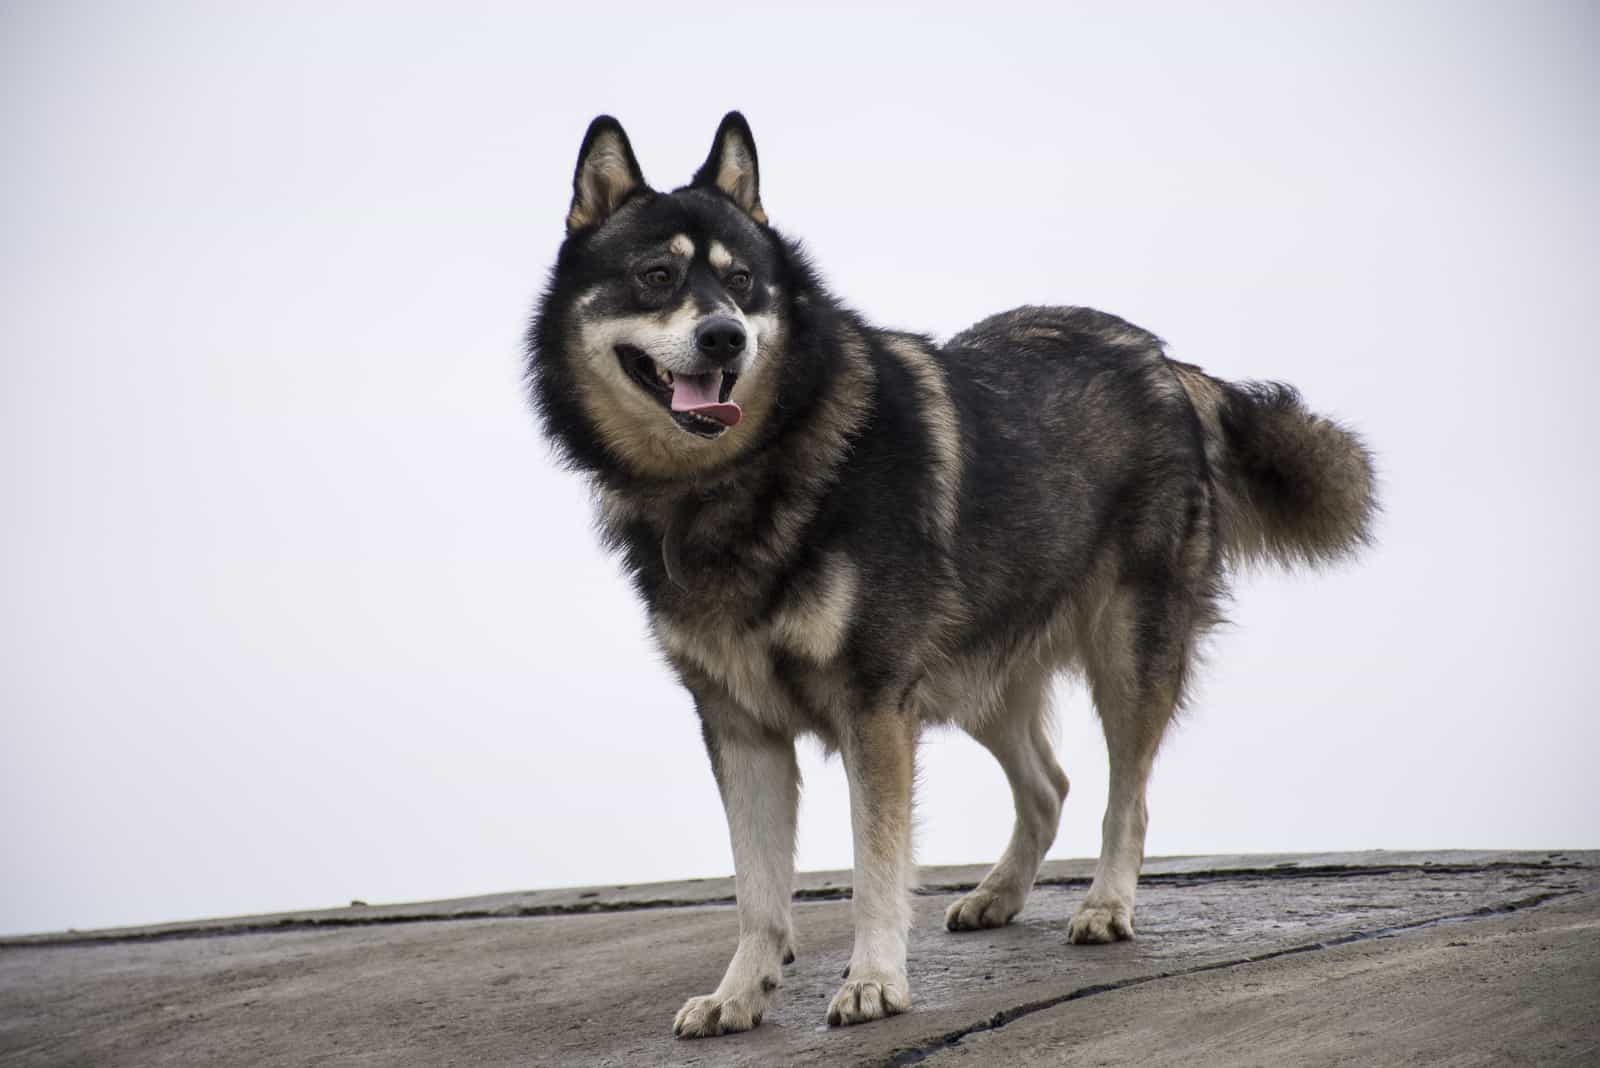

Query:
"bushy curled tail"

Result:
[[1171, 361, 1377, 568]]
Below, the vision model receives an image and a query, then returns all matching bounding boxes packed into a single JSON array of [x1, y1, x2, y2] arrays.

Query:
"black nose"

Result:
[[694, 317, 746, 363]]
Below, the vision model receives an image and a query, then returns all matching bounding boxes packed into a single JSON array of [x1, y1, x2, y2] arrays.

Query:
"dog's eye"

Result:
[[639, 266, 673, 287], [726, 270, 752, 293]]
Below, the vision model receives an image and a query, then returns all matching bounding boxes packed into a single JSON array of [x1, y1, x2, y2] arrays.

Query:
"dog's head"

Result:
[[530, 113, 795, 481]]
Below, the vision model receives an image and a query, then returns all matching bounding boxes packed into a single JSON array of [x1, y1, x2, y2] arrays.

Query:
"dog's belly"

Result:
[[911, 591, 1090, 731], [653, 594, 1083, 739]]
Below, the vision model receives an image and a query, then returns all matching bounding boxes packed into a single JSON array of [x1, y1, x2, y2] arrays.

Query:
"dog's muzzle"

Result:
[[616, 345, 742, 437]]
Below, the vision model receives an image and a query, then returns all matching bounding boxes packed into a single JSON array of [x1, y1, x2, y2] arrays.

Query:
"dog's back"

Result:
[[874, 305, 1375, 684]]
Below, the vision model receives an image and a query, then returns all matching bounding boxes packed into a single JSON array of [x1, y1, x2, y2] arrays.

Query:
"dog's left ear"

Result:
[[692, 112, 767, 224]]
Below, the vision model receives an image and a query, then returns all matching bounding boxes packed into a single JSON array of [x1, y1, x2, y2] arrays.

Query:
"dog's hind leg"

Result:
[[945, 670, 1069, 931], [826, 702, 917, 1027], [673, 695, 799, 1039], [1068, 583, 1194, 944]]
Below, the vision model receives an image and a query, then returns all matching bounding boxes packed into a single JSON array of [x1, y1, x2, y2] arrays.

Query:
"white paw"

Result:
[[672, 982, 774, 1039], [825, 971, 911, 1027], [1067, 900, 1135, 943], [944, 885, 1025, 931]]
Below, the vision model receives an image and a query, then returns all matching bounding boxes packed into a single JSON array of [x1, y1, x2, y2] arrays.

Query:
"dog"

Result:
[[525, 112, 1376, 1037]]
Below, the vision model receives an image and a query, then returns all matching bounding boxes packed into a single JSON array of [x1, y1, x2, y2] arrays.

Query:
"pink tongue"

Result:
[[670, 372, 742, 427]]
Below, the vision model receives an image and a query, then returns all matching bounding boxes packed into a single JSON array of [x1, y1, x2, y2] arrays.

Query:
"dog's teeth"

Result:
[[655, 365, 673, 386]]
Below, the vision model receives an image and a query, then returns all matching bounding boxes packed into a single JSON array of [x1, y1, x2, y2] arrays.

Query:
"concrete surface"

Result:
[[1, 851, 1595, 1066]]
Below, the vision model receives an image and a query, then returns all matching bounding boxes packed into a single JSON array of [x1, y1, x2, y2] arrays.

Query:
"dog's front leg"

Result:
[[673, 698, 799, 1039], [828, 705, 916, 1026]]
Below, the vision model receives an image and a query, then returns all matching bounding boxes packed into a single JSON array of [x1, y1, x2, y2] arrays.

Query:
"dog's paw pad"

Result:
[[1066, 901, 1135, 944], [944, 886, 1024, 931], [672, 991, 764, 1039], [825, 974, 910, 1027]]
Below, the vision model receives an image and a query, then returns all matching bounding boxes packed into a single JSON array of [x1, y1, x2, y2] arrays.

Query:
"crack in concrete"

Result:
[[878, 889, 1580, 1066], [1, 861, 1583, 951], [920, 859, 1585, 895]]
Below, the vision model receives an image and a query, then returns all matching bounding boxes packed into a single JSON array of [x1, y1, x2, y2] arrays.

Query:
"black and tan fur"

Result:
[[526, 112, 1376, 1037]]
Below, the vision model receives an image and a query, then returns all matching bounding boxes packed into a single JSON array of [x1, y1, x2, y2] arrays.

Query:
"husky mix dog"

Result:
[[526, 112, 1376, 1037]]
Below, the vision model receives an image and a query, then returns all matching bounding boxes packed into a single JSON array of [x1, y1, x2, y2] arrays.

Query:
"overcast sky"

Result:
[[3, 2, 1596, 936]]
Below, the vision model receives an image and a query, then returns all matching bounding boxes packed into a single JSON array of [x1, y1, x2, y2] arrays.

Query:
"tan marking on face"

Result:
[[772, 555, 859, 662], [883, 336, 963, 545], [708, 240, 734, 272], [580, 286, 767, 377], [669, 233, 694, 258], [579, 300, 702, 373], [567, 295, 786, 481]]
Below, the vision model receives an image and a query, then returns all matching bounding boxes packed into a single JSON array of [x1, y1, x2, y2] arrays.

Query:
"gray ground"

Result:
[[2, 851, 1596, 1067]]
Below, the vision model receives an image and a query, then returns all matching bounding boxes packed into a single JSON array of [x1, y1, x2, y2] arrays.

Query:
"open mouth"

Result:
[[616, 345, 742, 438]]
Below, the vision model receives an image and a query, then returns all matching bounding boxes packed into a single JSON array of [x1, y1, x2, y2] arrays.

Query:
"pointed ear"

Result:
[[567, 116, 647, 233], [692, 111, 767, 224]]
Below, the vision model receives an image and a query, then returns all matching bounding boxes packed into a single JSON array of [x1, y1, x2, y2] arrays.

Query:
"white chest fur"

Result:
[[652, 553, 859, 729]]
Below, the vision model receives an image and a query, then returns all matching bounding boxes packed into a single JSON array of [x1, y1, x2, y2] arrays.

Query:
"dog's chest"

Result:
[[653, 608, 792, 726], [650, 550, 860, 730]]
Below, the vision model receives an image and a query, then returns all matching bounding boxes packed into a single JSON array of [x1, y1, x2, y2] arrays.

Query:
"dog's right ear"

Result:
[[567, 116, 647, 234]]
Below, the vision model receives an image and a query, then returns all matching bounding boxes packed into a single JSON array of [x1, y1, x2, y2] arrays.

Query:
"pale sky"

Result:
[[3, 1, 1597, 936]]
